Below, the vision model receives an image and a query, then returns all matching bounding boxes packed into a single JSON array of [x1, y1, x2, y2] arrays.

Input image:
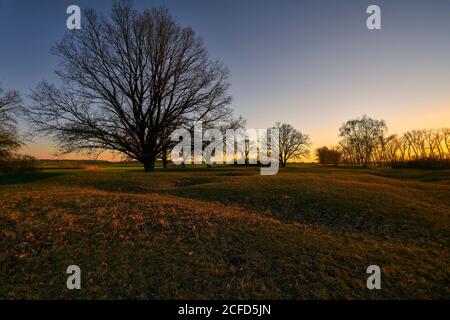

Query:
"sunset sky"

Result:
[[0, 0, 449, 160]]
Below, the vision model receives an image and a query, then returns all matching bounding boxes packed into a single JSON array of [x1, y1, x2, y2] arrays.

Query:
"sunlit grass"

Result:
[[0, 165, 449, 299]]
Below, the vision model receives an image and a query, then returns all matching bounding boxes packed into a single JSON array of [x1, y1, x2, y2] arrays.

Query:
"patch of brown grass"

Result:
[[0, 166, 449, 299]]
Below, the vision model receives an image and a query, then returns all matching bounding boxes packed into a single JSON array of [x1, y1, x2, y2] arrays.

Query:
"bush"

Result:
[[316, 146, 342, 165]]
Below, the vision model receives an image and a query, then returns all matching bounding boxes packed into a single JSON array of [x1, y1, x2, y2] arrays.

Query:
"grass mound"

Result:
[[0, 165, 449, 299]]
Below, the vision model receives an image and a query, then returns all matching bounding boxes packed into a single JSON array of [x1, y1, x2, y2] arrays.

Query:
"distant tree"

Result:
[[339, 115, 387, 167], [404, 130, 426, 160], [444, 128, 450, 157], [383, 134, 400, 166], [0, 87, 23, 160], [316, 146, 341, 165], [28, 2, 233, 171], [0, 87, 21, 130], [273, 123, 310, 167], [0, 131, 22, 161], [236, 136, 255, 165]]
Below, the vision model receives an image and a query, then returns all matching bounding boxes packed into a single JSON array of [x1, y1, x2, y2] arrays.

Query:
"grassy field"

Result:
[[0, 163, 449, 299]]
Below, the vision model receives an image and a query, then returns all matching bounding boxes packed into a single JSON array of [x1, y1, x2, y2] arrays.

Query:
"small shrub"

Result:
[[316, 146, 342, 165]]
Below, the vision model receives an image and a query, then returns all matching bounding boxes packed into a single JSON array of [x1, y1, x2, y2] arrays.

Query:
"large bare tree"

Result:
[[28, 2, 232, 171]]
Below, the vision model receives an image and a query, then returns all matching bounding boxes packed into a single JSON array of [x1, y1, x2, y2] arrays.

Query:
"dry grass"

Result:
[[0, 165, 449, 299]]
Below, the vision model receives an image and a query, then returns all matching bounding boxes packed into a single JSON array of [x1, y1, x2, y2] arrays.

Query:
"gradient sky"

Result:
[[0, 0, 449, 160]]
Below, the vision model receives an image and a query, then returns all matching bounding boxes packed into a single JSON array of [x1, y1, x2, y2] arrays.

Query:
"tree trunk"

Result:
[[143, 158, 155, 172], [162, 149, 168, 168]]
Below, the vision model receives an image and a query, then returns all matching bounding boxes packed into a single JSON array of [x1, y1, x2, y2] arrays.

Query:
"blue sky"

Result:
[[0, 0, 449, 159]]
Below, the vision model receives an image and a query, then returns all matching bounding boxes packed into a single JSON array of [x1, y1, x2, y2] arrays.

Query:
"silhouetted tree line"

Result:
[[321, 115, 450, 169], [169, 121, 310, 168], [374, 129, 450, 169]]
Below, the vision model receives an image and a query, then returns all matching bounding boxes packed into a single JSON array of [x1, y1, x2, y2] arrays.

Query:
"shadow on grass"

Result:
[[336, 167, 450, 182], [368, 169, 450, 182], [0, 171, 64, 185], [121, 165, 260, 174]]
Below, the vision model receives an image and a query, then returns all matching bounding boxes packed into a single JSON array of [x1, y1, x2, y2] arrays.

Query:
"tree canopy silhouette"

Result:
[[29, 1, 233, 171], [339, 115, 387, 167], [273, 122, 310, 167], [0, 87, 22, 160]]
